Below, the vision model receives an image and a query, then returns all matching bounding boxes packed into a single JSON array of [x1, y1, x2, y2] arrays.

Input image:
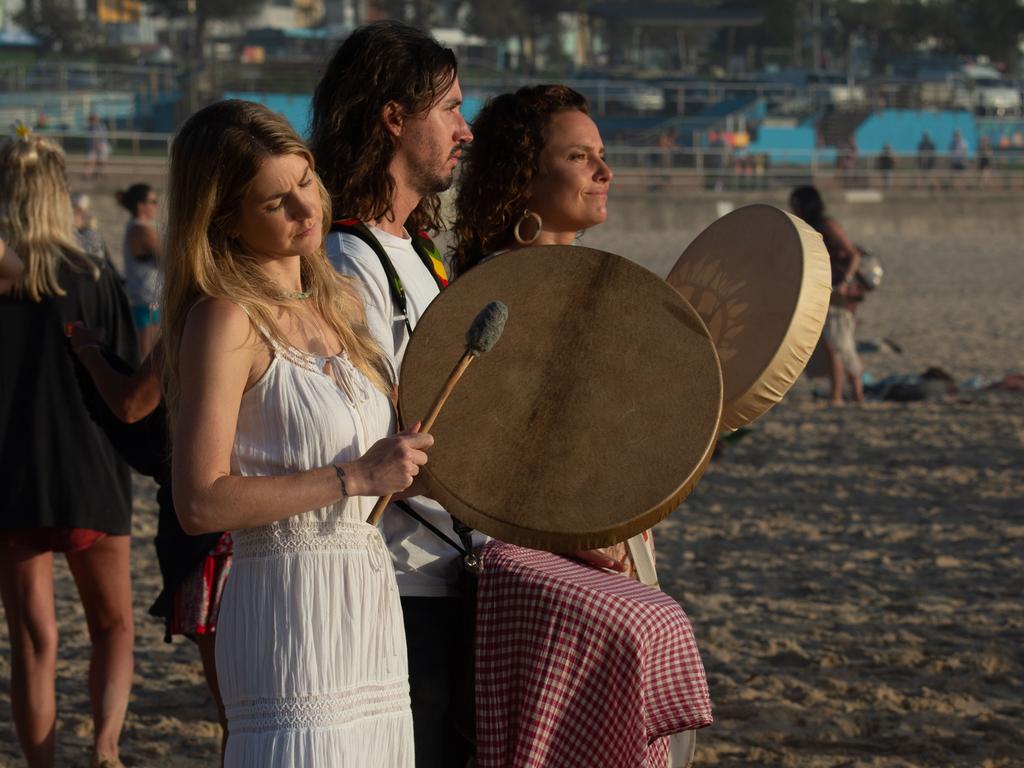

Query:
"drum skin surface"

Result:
[[399, 246, 723, 552], [667, 204, 832, 431]]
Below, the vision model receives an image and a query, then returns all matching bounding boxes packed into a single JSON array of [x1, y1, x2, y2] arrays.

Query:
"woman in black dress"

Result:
[[66, 330, 231, 753], [0, 135, 136, 768]]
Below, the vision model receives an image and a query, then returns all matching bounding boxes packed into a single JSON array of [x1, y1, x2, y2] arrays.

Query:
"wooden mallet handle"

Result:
[[365, 300, 508, 527], [365, 351, 476, 525]]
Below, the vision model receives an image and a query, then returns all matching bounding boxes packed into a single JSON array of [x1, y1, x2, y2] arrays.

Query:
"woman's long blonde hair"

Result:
[[162, 99, 392, 416], [0, 135, 98, 301]]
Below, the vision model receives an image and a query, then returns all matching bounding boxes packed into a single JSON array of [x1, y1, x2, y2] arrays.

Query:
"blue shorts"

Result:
[[132, 303, 160, 328]]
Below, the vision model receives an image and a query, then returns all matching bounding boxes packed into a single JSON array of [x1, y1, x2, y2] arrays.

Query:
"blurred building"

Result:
[[94, 0, 161, 44]]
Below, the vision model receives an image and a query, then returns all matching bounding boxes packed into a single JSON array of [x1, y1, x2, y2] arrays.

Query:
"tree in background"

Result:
[[940, 0, 1024, 73], [834, 0, 1024, 74], [370, 0, 440, 29], [833, 0, 940, 72], [16, 0, 105, 53], [148, 0, 268, 61], [716, 0, 1024, 75], [464, 0, 591, 73], [722, 0, 797, 68]]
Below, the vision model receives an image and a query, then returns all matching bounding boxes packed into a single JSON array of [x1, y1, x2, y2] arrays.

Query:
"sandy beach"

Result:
[[2, 199, 1022, 766]]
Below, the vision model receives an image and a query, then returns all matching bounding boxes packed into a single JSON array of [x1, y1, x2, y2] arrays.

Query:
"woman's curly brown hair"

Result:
[[309, 21, 457, 232], [451, 85, 589, 275]]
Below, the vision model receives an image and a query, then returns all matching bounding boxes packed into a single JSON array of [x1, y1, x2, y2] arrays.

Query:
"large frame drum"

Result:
[[667, 204, 831, 431], [398, 246, 723, 551]]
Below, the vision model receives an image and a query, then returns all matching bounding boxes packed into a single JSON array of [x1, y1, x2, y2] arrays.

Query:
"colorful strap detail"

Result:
[[413, 230, 449, 288]]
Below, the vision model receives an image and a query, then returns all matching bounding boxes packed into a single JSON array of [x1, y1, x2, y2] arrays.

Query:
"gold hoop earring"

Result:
[[513, 209, 542, 246]]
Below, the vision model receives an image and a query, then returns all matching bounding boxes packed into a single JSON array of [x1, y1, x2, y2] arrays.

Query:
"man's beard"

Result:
[[411, 164, 454, 197], [410, 145, 457, 197]]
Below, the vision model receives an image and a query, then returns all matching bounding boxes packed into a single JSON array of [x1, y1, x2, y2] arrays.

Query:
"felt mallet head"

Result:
[[466, 300, 508, 356]]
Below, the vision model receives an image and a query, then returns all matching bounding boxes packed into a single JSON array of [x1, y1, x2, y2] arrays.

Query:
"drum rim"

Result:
[[418, 435, 718, 552], [668, 203, 831, 431]]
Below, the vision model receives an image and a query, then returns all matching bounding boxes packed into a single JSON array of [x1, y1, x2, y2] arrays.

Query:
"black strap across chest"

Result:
[[330, 219, 447, 336]]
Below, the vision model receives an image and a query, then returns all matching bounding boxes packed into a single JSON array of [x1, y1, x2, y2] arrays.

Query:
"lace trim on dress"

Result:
[[233, 520, 388, 562], [226, 680, 410, 734], [236, 303, 372, 406]]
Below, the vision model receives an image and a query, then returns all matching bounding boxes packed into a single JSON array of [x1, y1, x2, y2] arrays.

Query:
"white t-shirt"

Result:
[[327, 224, 487, 597]]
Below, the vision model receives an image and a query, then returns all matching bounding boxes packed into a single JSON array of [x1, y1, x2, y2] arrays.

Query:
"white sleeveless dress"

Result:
[[215, 326, 413, 767]]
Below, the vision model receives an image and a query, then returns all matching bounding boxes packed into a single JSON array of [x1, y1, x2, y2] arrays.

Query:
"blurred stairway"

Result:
[[819, 106, 874, 146]]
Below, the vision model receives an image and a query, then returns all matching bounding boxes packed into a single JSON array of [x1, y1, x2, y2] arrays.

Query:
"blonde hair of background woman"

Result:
[[0, 135, 98, 301], [161, 99, 392, 417]]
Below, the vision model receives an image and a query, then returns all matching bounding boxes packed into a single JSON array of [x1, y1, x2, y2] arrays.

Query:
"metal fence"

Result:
[[33, 128, 173, 156], [0, 61, 182, 96], [34, 129, 172, 179], [35, 128, 1024, 191], [604, 145, 1024, 190]]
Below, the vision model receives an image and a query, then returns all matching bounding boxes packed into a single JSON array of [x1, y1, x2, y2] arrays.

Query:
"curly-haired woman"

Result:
[[451, 84, 612, 274], [450, 85, 647, 577]]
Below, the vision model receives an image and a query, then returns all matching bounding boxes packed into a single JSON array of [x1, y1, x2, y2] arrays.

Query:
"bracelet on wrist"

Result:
[[333, 464, 349, 498], [76, 343, 105, 355]]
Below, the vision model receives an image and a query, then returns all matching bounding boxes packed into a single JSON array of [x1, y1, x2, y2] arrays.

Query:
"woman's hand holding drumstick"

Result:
[[367, 301, 509, 526], [340, 424, 433, 498]]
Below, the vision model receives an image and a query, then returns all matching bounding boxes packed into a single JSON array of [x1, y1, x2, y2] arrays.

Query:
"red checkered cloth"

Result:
[[474, 541, 712, 768]]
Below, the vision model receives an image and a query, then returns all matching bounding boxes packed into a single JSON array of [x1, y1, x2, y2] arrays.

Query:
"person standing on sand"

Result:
[[164, 99, 428, 766], [0, 134, 137, 768], [977, 136, 994, 188], [117, 183, 162, 358], [65, 327, 232, 757], [917, 131, 936, 189], [308, 22, 480, 766], [876, 143, 895, 189], [311, 31, 633, 765], [86, 114, 112, 179], [789, 185, 865, 406], [948, 128, 968, 189]]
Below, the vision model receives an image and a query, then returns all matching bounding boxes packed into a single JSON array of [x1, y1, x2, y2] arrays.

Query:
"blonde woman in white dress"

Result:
[[162, 99, 429, 767]]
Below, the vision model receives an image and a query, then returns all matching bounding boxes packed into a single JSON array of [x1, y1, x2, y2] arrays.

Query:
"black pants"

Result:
[[401, 596, 473, 768]]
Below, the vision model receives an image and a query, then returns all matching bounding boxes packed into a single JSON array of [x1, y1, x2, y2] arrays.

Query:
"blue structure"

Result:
[[225, 92, 314, 135], [740, 108, 982, 165], [135, 92, 182, 133], [855, 109, 977, 154], [746, 124, 836, 166], [224, 92, 485, 139]]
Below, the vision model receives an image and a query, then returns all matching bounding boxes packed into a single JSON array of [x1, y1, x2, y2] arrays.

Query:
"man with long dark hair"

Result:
[[309, 20, 475, 768]]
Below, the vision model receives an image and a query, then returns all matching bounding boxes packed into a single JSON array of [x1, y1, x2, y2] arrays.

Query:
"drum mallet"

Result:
[[367, 300, 509, 525]]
